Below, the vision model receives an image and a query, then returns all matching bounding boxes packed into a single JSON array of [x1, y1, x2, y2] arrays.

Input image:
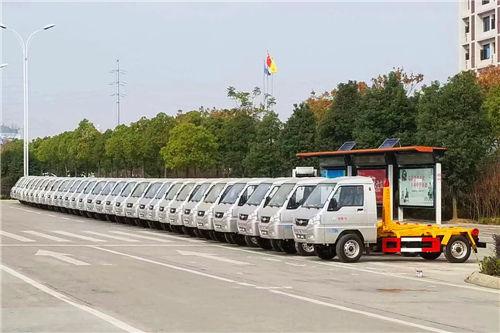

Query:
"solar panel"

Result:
[[378, 138, 401, 149], [338, 141, 357, 151]]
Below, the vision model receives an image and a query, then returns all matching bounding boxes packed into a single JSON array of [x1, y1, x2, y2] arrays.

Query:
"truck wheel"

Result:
[[444, 235, 471, 263], [245, 236, 258, 247], [213, 231, 226, 242], [295, 243, 315, 256], [278, 240, 297, 254], [225, 233, 236, 244], [336, 234, 364, 263], [271, 239, 283, 252], [314, 244, 336, 260], [257, 237, 273, 250], [420, 252, 441, 260]]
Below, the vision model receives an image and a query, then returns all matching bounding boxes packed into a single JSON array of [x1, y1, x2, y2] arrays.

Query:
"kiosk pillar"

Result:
[[387, 164, 394, 221], [347, 166, 353, 176], [436, 162, 442, 225]]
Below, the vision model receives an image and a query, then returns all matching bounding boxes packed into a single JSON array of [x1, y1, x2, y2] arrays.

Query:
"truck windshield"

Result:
[[68, 180, 81, 192], [190, 183, 211, 202], [39, 179, 50, 190], [131, 182, 150, 198], [91, 181, 107, 195], [267, 183, 296, 207], [83, 181, 96, 194], [144, 182, 162, 199], [100, 181, 116, 195], [245, 183, 272, 206], [59, 180, 70, 191], [220, 183, 246, 204], [165, 183, 183, 200], [155, 183, 172, 199], [120, 182, 137, 197], [176, 183, 194, 201], [111, 182, 126, 196], [302, 184, 336, 208], [50, 181, 61, 191], [204, 183, 226, 203], [75, 181, 88, 193]]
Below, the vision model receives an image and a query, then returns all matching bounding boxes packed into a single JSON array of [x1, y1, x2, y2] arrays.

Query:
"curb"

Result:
[[465, 271, 500, 289]]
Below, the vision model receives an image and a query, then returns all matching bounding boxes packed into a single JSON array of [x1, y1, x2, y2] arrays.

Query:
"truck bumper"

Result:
[[260, 222, 294, 240], [237, 219, 260, 236]]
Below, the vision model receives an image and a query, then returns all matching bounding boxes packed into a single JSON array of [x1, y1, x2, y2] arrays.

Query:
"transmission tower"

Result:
[[110, 59, 126, 126]]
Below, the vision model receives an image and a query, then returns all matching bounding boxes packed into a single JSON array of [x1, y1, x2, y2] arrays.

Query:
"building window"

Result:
[[480, 43, 491, 60], [482, 0, 490, 5], [483, 15, 491, 31], [465, 20, 470, 33], [493, 14, 496, 30], [465, 50, 470, 61]]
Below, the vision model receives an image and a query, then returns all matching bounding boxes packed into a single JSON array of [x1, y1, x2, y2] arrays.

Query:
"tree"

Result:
[[305, 90, 333, 123], [160, 122, 218, 176], [483, 85, 500, 141], [317, 81, 361, 150], [279, 103, 317, 172], [354, 71, 417, 148], [416, 71, 492, 219], [70, 119, 101, 174], [1, 140, 24, 197], [244, 111, 283, 177]]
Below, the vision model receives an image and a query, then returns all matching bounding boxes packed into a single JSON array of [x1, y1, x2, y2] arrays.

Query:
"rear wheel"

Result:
[[420, 252, 442, 260], [225, 233, 236, 244], [314, 244, 336, 260], [245, 236, 259, 247], [444, 235, 471, 263], [336, 234, 364, 263], [256, 237, 273, 250], [213, 231, 226, 242], [278, 239, 297, 254], [296, 242, 315, 256], [232, 234, 247, 246], [182, 226, 194, 236]]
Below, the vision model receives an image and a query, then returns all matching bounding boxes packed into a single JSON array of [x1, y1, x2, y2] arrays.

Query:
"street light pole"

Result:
[[1, 23, 55, 176]]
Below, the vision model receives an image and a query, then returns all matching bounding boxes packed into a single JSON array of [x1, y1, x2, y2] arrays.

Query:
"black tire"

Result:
[[295, 242, 315, 256], [213, 231, 227, 242], [208, 230, 218, 241], [233, 234, 247, 246], [147, 221, 156, 229], [245, 236, 258, 247], [444, 235, 471, 263], [278, 239, 297, 254], [336, 234, 364, 263], [160, 223, 171, 231], [256, 237, 273, 250], [420, 252, 442, 260], [271, 239, 282, 252], [314, 244, 336, 260], [225, 233, 236, 244], [182, 226, 194, 236]]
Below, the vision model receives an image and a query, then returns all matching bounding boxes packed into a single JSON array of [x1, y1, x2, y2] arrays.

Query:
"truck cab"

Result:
[[293, 177, 377, 261], [157, 180, 186, 229], [144, 180, 173, 228], [181, 180, 214, 236], [167, 180, 205, 233]]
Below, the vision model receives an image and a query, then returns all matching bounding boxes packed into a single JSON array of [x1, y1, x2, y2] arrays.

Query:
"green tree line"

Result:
[[2, 68, 499, 220]]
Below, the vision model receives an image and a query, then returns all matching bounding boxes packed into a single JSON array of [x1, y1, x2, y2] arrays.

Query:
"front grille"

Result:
[[96, 200, 101, 204], [159, 206, 164, 211], [78, 198, 82, 202], [126, 203, 133, 208], [261, 216, 270, 223], [184, 209, 191, 215], [170, 208, 176, 213], [87, 199, 92, 203], [198, 210, 205, 217], [149, 205, 154, 210], [139, 204, 145, 209], [239, 214, 248, 221], [106, 201, 111, 205], [295, 218, 309, 226], [215, 212, 223, 218], [115, 202, 121, 207]]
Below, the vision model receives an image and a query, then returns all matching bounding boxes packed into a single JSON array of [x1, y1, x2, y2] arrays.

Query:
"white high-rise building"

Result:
[[459, 0, 499, 71]]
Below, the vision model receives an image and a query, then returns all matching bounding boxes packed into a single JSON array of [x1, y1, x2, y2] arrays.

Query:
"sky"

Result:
[[1, 1, 459, 139]]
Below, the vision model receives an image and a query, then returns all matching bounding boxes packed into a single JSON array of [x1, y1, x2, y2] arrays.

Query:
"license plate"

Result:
[[261, 230, 268, 235], [170, 218, 175, 223], [197, 222, 204, 227], [126, 212, 132, 216], [184, 219, 189, 223], [139, 213, 145, 218]]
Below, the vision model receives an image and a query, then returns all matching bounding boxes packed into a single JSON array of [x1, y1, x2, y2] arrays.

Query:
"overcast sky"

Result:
[[1, 1, 458, 138]]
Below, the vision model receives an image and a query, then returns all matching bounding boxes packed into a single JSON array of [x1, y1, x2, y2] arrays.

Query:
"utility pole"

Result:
[[110, 59, 126, 126]]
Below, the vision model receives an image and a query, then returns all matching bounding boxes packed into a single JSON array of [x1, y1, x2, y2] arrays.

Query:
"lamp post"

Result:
[[0, 23, 55, 176]]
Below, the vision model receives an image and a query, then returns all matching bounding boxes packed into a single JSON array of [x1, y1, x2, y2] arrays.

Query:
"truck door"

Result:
[[324, 185, 367, 226]]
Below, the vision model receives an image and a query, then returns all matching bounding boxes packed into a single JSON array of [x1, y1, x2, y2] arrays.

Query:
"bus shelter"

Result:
[[296, 146, 447, 224]]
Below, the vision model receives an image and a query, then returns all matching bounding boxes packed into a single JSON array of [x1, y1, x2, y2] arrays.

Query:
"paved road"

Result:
[[1, 201, 499, 332]]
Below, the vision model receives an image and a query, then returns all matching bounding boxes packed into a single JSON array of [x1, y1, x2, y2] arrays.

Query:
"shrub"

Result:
[[479, 256, 500, 276]]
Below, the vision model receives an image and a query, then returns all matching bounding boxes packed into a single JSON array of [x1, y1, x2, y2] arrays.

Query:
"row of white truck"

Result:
[[11, 175, 479, 263]]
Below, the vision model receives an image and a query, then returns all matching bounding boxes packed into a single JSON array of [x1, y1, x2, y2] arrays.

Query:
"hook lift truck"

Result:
[[294, 177, 486, 263]]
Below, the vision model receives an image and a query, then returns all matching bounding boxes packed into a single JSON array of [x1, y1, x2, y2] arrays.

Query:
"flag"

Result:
[[265, 53, 278, 75]]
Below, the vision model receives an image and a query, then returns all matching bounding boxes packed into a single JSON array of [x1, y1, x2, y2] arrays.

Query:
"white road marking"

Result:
[[177, 250, 250, 266], [0, 263, 144, 333], [269, 289, 451, 333], [0, 230, 36, 242], [285, 262, 306, 267], [83, 231, 139, 242], [137, 230, 199, 242], [218, 245, 500, 295], [52, 231, 106, 243], [35, 249, 90, 266], [23, 231, 70, 242], [110, 231, 171, 243], [262, 257, 281, 262], [91, 246, 236, 283]]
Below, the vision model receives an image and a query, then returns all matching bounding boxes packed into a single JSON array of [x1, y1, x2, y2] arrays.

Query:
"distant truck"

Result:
[[293, 176, 486, 263]]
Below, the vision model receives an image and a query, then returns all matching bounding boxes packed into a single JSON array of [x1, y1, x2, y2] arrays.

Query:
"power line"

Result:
[[109, 59, 126, 126]]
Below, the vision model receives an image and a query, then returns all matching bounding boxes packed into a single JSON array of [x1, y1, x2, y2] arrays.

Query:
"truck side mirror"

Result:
[[264, 196, 271, 207], [327, 198, 338, 211]]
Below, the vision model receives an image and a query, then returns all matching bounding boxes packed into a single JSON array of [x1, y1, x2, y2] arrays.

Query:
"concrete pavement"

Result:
[[1, 201, 499, 332]]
